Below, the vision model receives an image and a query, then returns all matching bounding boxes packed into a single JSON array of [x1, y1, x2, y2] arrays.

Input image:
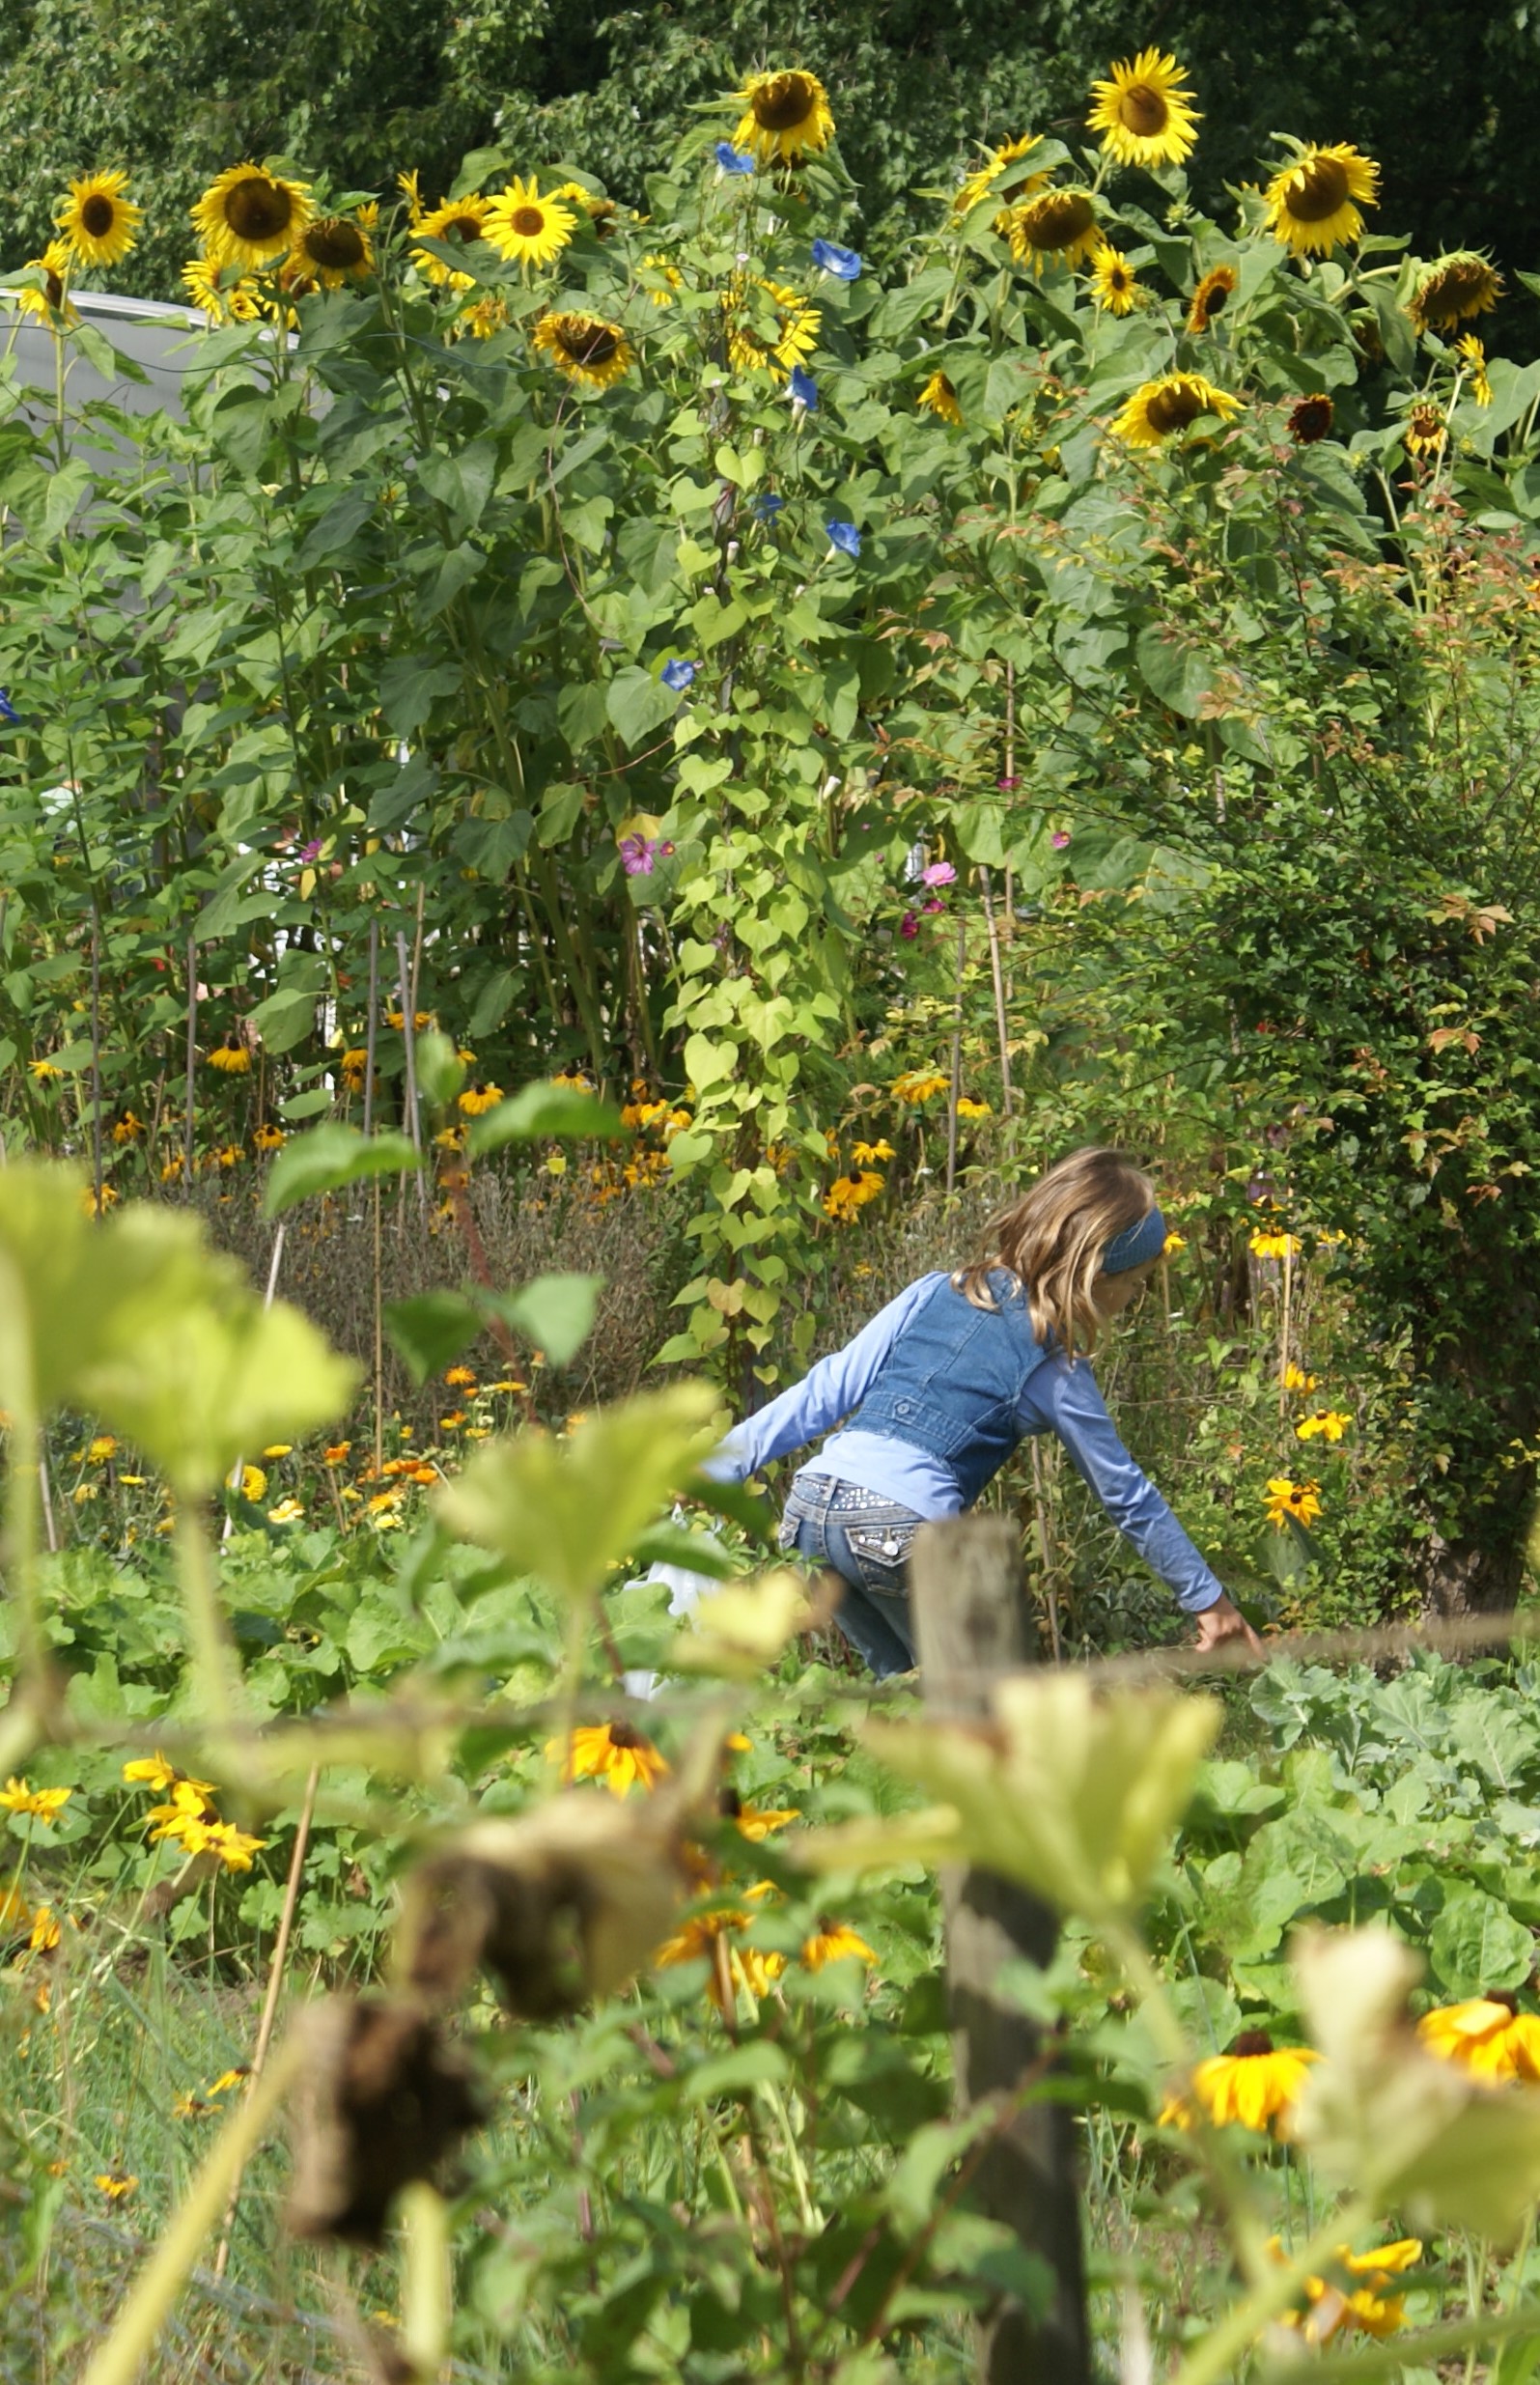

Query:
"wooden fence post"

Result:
[[910, 1515, 1091, 2385]]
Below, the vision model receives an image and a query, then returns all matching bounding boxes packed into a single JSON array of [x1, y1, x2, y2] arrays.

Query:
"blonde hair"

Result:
[[953, 1146, 1157, 1358]]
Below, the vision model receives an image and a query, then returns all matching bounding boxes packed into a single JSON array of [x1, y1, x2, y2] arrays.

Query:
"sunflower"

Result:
[[397, 168, 425, 226], [732, 69, 835, 165], [724, 276, 820, 376], [952, 132, 1050, 220], [552, 182, 618, 236], [918, 368, 963, 424], [1404, 402, 1445, 460], [1409, 250, 1503, 332], [181, 255, 261, 323], [1284, 392, 1332, 445], [56, 170, 142, 268], [641, 252, 684, 307], [1087, 47, 1199, 170], [1004, 188, 1101, 276], [1160, 2032, 1319, 2133], [1110, 371, 1242, 447], [1418, 1994, 1540, 2081], [1263, 143, 1379, 259], [14, 241, 74, 323], [1188, 263, 1237, 333], [1456, 333, 1494, 407], [294, 214, 373, 288], [483, 175, 576, 275], [546, 1720, 669, 1796], [531, 310, 634, 390], [193, 165, 313, 268], [1090, 247, 1142, 315], [460, 295, 510, 340], [410, 194, 490, 291]]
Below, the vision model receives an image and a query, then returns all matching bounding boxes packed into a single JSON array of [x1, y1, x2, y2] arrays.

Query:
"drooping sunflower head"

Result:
[[1090, 246, 1142, 315], [56, 170, 143, 268], [724, 276, 821, 377], [1287, 392, 1334, 444], [1005, 187, 1101, 276], [952, 133, 1050, 219], [732, 70, 835, 165], [1187, 263, 1238, 334], [1404, 402, 1445, 460], [1263, 143, 1379, 258], [194, 165, 313, 268], [917, 368, 963, 425], [483, 177, 577, 276], [411, 195, 490, 290], [531, 309, 634, 391], [1087, 47, 1199, 170], [458, 294, 511, 341], [294, 214, 374, 288], [1409, 250, 1503, 332], [1110, 371, 1243, 449], [15, 240, 75, 322], [181, 254, 261, 324]]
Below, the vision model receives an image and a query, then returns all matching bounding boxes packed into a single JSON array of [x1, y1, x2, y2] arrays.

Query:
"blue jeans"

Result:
[[778, 1473, 923, 1678]]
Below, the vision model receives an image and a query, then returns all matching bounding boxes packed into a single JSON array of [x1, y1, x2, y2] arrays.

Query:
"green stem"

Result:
[[400, 2180, 452, 2382], [173, 1504, 240, 1735]]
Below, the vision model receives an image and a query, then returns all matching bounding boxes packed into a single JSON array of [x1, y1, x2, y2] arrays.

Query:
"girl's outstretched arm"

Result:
[[701, 1272, 946, 1483]]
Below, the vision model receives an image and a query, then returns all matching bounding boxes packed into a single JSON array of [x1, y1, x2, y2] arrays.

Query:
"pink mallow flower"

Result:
[[619, 835, 658, 876], [920, 860, 957, 888], [899, 911, 920, 939], [1050, 831, 1072, 849]]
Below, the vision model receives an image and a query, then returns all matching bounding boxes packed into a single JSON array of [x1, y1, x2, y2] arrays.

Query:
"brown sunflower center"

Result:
[[1420, 260, 1493, 322], [1145, 379, 1206, 435], [752, 71, 817, 131], [1231, 2029, 1275, 2058], [1023, 191, 1095, 251], [80, 194, 116, 238], [1487, 1988, 1520, 2014], [44, 267, 64, 309], [1198, 276, 1232, 318], [561, 319, 619, 365], [306, 218, 365, 269], [444, 211, 482, 243], [1119, 83, 1170, 136], [1107, 263, 1132, 291], [1290, 394, 1333, 441], [608, 1720, 642, 1749], [1286, 155, 1351, 223], [511, 206, 546, 238], [224, 176, 294, 243]]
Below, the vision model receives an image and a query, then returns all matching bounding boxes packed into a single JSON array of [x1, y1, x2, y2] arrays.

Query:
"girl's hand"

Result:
[[1191, 1593, 1266, 1660]]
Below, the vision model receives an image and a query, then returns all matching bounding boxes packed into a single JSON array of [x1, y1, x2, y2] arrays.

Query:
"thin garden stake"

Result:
[[89, 907, 103, 1215], [182, 934, 197, 1189], [220, 1222, 288, 1543], [361, 919, 378, 1139], [365, 918, 385, 1474], [395, 929, 422, 1155], [977, 866, 1013, 1116], [945, 912, 965, 1197]]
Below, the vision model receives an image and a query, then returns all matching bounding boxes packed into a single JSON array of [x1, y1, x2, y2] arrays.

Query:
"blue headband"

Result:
[[1102, 1207, 1167, 1275]]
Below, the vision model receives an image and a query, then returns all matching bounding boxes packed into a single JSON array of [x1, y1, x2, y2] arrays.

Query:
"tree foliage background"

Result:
[[9, 0, 1540, 346]]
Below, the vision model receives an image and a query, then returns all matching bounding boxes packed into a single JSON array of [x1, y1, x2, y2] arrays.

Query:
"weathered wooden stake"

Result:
[[910, 1516, 1090, 2385]]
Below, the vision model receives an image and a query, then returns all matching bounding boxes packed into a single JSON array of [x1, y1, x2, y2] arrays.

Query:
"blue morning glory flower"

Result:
[[811, 238, 861, 281], [0, 691, 16, 725], [826, 519, 861, 558], [788, 365, 818, 411], [661, 658, 698, 691], [751, 492, 785, 522], [714, 142, 756, 175]]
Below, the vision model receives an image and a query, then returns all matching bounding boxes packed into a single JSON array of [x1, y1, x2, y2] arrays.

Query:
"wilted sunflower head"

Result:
[[732, 69, 835, 165], [1263, 143, 1379, 258], [56, 170, 142, 268], [483, 176, 576, 275], [1005, 187, 1101, 276], [1409, 250, 1503, 332], [294, 215, 373, 288], [1090, 246, 1141, 315], [1087, 47, 1199, 170], [952, 132, 1050, 219], [1287, 392, 1334, 444], [1188, 263, 1238, 333], [1404, 402, 1445, 460], [917, 368, 963, 425], [1111, 371, 1243, 448], [531, 309, 634, 390], [194, 165, 313, 267]]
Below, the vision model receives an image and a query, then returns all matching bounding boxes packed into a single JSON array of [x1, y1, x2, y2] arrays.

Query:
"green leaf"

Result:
[[683, 2040, 792, 2102], [1134, 622, 1218, 717], [1429, 1889, 1533, 1998], [605, 664, 680, 748], [466, 1081, 625, 1154], [487, 1272, 602, 1367], [384, 1292, 484, 1386], [264, 1126, 420, 1218]]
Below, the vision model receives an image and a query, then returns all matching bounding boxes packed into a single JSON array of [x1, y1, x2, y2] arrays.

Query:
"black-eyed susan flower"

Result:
[[1087, 47, 1199, 170], [95, 2171, 137, 2201], [1405, 402, 1445, 460], [823, 1169, 884, 1223], [30, 1905, 62, 1952], [109, 1111, 144, 1144], [1005, 188, 1101, 275], [731, 69, 834, 165], [56, 170, 142, 268], [892, 1068, 950, 1103], [1288, 392, 1334, 443], [955, 1096, 992, 1121], [1457, 333, 1494, 406], [122, 1752, 180, 1791], [1187, 263, 1237, 333], [1409, 251, 1503, 332], [208, 2066, 251, 2096], [1264, 1477, 1323, 1529], [15, 242, 74, 323], [531, 310, 633, 390], [1110, 372, 1242, 447], [1271, 2236, 1422, 2347], [1263, 143, 1379, 259], [1090, 247, 1143, 315], [1249, 1225, 1300, 1258], [0, 1778, 72, 1821], [293, 214, 373, 287], [252, 1122, 285, 1152], [208, 1034, 251, 1075], [412, 194, 490, 288], [457, 1080, 503, 1115], [484, 176, 576, 274], [1296, 1410, 1352, 1444], [1283, 1361, 1318, 1392], [199, 1820, 266, 1870], [917, 369, 963, 424], [720, 1788, 801, 1841], [952, 133, 1049, 221], [547, 1720, 669, 1797], [1418, 1994, 1540, 2080], [28, 1057, 63, 1082], [1161, 2031, 1319, 2132], [193, 165, 313, 268], [802, 1921, 876, 1971]]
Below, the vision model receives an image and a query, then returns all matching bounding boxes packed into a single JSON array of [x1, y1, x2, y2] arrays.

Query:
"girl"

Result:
[[706, 1146, 1261, 1673]]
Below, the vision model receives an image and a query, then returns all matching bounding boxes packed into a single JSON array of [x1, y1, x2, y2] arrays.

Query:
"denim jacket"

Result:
[[846, 1270, 1046, 1506]]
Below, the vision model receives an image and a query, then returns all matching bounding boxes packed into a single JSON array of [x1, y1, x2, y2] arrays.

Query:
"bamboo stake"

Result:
[[977, 866, 1013, 1117], [945, 913, 965, 1198], [89, 907, 103, 1214], [182, 935, 197, 1189]]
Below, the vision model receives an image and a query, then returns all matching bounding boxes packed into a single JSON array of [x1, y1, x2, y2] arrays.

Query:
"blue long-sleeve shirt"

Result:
[[706, 1272, 1224, 1613]]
